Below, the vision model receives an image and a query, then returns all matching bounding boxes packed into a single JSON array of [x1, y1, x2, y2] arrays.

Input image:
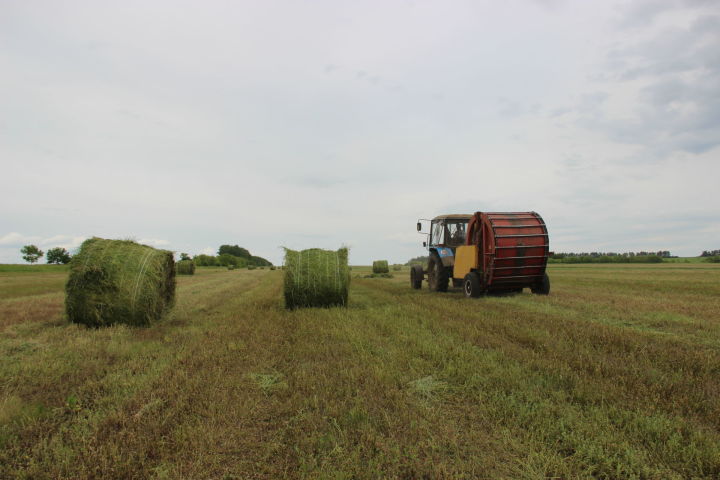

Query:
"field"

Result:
[[1, 264, 719, 479]]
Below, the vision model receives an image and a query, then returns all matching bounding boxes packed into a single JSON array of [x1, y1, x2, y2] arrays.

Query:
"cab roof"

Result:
[[432, 214, 473, 221]]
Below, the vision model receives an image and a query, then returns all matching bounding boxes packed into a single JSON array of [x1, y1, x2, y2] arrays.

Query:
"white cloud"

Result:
[[0, 232, 40, 246], [138, 239, 170, 248]]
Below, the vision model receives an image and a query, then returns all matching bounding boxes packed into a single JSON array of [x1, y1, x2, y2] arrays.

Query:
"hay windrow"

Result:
[[283, 247, 349, 309], [176, 259, 195, 275], [372, 260, 389, 274], [65, 238, 176, 327]]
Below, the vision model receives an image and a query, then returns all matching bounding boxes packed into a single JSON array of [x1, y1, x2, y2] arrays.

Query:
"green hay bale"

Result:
[[176, 259, 195, 275], [65, 238, 176, 327], [283, 247, 350, 309], [392, 264, 402, 271], [372, 260, 389, 274]]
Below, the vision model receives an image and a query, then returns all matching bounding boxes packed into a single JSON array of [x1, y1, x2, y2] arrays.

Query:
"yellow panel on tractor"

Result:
[[453, 245, 479, 279]]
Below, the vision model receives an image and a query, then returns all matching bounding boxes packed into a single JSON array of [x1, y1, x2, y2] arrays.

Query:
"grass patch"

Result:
[[1, 263, 719, 477]]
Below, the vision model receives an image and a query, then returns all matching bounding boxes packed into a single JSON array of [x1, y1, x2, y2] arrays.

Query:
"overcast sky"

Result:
[[1, 0, 718, 265]]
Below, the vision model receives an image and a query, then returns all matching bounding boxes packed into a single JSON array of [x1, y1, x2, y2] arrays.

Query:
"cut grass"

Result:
[[0, 263, 719, 478]]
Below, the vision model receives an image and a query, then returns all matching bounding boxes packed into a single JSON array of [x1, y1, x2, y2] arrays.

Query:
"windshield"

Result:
[[430, 220, 468, 247]]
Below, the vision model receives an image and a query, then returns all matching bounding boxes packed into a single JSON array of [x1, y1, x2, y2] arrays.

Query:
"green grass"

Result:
[[0, 264, 70, 272], [1, 264, 719, 478]]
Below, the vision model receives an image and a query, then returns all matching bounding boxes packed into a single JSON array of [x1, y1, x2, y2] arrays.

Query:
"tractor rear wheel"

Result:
[[464, 272, 482, 298], [427, 252, 449, 292], [531, 273, 550, 295], [410, 265, 423, 289]]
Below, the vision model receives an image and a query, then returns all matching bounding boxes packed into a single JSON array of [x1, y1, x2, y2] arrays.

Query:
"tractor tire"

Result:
[[410, 265, 423, 289], [531, 273, 550, 295], [427, 252, 449, 292], [463, 272, 482, 298]]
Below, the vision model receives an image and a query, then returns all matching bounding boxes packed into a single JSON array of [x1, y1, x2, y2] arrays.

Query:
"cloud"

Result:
[[555, 2, 720, 157], [0, 232, 40, 246], [0, 232, 85, 249], [138, 238, 170, 247]]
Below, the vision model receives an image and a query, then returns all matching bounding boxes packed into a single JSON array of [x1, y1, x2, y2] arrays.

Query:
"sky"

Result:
[[1, 0, 718, 265]]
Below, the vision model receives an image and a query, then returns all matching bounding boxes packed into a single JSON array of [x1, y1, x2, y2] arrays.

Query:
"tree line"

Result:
[[16, 243, 272, 267], [190, 244, 273, 268]]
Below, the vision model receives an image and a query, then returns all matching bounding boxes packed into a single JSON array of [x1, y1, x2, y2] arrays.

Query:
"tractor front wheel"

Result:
[[463, 272, 482, 298], [427, 252, 449, 292]]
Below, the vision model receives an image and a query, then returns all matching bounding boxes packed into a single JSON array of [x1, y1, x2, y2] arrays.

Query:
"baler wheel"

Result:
[[427, 252, 449, 292], [463, 272, 482, 298], [531, 273, 550, 295], [410, 265, 423, 289]]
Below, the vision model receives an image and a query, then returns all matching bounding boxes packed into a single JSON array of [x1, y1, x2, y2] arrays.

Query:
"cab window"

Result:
[[446, 221, 467, 247], [431, 221, 444, 246]]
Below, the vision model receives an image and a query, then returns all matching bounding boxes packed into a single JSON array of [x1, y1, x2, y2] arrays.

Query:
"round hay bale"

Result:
[[176, 259, 195, 275], [65, 238, 176, 327], [283, 247, 349, 309], [372, 260, 389, 274]]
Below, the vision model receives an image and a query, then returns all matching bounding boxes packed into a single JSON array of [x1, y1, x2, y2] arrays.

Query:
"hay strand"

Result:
[[65, 238, 176, 327]]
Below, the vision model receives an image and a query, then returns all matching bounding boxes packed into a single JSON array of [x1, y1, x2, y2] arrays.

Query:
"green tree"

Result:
[[217, 253, 247, 267], [180, 252, 191, 261], [249, 255, 272, 267], [46, 247, 71, 264], [193, 254, 218, 266], [21, 245, 44, 264], [218, 245, 251, 259]]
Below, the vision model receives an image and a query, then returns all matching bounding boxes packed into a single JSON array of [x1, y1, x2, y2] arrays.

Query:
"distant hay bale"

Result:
[[392, 264, 402, 271], [65, 238, 176, 327], [283, 247, 350, 309], [176, 259, 195, 275], [372, 260, 389, 274]]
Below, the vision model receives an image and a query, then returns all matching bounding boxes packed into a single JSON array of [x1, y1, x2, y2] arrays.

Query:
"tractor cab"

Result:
[[417, 214, 472, 252]]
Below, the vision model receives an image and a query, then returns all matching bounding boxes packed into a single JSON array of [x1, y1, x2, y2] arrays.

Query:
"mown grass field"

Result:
[[1, 264, 719, 479]]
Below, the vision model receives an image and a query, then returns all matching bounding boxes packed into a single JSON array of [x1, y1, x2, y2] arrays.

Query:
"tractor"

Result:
[[410, 212, 550, 297]]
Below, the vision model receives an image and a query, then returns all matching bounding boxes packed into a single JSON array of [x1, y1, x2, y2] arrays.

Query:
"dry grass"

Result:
[[0, 263, 718, 478]]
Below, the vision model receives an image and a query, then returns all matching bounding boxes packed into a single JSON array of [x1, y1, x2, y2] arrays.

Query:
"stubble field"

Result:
[[1, 263, 719, 479]]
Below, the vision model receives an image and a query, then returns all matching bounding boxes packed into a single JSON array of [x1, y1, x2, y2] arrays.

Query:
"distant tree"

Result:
[[21, 245, 44, 264], [193, 254, 218, 266], [405, 255, 428, 266], [249, 255, 272, 267], [180, 252, 191, 261], [217, 253, 247, 267], [46, 247, 71, 264], [218, 245, 251, 259]]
